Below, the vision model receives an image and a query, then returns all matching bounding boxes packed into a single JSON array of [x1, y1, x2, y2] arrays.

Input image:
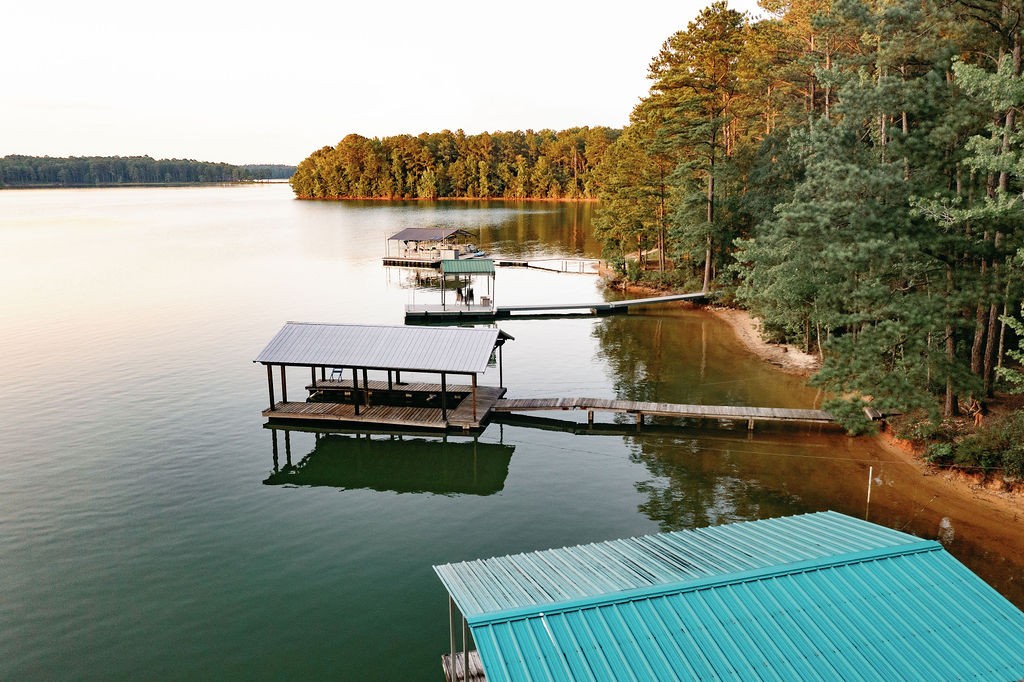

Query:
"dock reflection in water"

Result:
[[264, 428, 514, 496]]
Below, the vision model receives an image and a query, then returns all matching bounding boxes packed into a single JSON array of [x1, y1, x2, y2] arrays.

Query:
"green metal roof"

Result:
[[434, 512, 1024, 681], [440, 258, 495, 275]]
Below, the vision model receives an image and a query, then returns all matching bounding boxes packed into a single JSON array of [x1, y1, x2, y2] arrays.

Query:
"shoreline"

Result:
[[707, 299, 1024, 514], [704, 305, 821, 376], [610, 279, 1023, 516]]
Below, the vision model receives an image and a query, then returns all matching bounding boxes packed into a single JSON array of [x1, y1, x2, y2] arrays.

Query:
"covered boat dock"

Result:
[[255, 322, 512, 432], [383, 227, 485, 267], [406, 259, 497, 319], [434, 511, 1024, 681]]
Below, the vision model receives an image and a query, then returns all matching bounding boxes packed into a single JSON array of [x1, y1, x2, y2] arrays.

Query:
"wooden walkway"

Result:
[[493, 257, 600, 274], [442, 650, 486, 682], [406, 292, 708, 322], [263, 386, 506, 432], [493, 397, 833, 430]]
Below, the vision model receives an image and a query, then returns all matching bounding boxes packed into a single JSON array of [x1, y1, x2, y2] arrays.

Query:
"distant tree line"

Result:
[[241, 164, 296, 180], [0, 156, 295, 187], [289, 128, 619, 200]]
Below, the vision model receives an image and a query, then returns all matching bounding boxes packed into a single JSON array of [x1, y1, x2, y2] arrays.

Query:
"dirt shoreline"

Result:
[[705, 306, 821, 376], [704, 302, 1023, 516]]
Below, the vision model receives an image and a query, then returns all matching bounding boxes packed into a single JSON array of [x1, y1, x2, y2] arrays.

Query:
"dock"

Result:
[[264, 385, 507, 431], [406, 291, 709, 322], [441, 651, 485, 682], [493, 397, 833, 430], [255, 323, 512, 433]]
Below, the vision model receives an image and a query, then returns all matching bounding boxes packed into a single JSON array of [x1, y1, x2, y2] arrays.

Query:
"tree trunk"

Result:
[[704, 154, 714, 293], [945, 323, 958, 417], [984, 302, 999, 396], [971, 302, 987, 375]]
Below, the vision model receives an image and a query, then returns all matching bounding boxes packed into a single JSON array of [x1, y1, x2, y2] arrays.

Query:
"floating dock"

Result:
[[406, 291, 709, 322]]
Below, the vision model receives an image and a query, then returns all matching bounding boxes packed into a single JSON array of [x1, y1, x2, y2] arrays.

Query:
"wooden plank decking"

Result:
[[263, 401, 447, 429], [493, 397, 833, 426], [442, 650, 486, 682], [263, 387, 506, 431]]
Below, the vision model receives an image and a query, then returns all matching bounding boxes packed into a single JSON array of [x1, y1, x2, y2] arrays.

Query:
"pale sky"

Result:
[[3, 0, 763, 166]]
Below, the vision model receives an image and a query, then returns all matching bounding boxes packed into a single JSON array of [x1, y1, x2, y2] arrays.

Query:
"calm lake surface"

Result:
[[1, 184, 1021, 679]]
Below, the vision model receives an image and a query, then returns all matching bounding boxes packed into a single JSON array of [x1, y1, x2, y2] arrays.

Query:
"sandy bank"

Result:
[[705, 306, 821, 376]]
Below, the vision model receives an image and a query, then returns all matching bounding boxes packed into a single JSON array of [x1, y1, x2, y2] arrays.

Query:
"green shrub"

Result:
[[925, 442, 953, 465], [950, 411, 1024, 478]]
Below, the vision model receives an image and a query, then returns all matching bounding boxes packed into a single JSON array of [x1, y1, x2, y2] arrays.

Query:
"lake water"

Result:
[[1, 184, 1021, 679]]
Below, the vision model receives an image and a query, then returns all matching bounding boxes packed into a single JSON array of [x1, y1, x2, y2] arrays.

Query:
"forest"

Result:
[[0, 156, 295, 187], [591, 0, 1024, 471], [292, 0, 1024, 473], [288, 128, 619, 200]]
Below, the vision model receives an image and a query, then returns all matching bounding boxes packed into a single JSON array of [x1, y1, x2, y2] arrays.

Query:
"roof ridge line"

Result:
[[466, 539, 942, 627]]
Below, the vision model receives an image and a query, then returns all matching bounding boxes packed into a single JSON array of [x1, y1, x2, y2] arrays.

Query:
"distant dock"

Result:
[[405, 291, 709, 322]]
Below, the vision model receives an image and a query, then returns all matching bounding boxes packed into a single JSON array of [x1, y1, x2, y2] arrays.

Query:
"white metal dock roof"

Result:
[[388, 227, 470, 242], [254, 322, 504, 374]]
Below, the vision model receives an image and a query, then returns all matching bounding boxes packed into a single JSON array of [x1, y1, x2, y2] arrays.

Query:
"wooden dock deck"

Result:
[[406, 292, 709, 322], [263, 386, 506, 432], [493, 397, 833, 430], [442, 650, 486, 682]]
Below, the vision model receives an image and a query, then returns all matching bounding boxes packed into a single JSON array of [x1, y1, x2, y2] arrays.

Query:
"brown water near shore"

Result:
[[705, 303, 1024, 603]]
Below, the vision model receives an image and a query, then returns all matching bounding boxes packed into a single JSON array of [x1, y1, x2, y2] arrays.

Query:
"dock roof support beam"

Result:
[[441, 373, 448, 421], [352, 368, 360, 416], [266, 364, 276, 411]]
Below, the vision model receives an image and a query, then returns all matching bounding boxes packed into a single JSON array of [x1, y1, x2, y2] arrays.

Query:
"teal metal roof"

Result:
[[434, 512, 1024, 681], [441, 258, 495, 275]]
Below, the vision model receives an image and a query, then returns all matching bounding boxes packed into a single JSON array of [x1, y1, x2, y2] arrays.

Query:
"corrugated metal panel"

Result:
[[441, 259, 495, 274], [436, 513, 1024, 681], [388, 227, 467, 242], [435, 511, 917, 618], [253, 322, 500, 374]]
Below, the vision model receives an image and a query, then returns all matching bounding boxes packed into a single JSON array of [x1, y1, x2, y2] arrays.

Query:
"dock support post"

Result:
[[441, 373, 448, 421], [310, 367, 316, 391], [280, 366, 288, 403], [636, 413, 644, 432], [448, 596, 455, 677], [362, 368, 370, 406], [588, 410, 594, 427], [462, 614, 468, 682], [271, 429, 279, 471], [471, 374, 478, 421], [748, 418, 754, 431], [498, 345, 504, 387], [352, 368, 360, 416], [388, 370, 393, 391], [266, 364, 276, 411]]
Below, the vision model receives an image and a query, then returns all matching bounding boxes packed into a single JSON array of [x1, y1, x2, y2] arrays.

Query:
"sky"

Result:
[[3, 0, 764, 166]]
